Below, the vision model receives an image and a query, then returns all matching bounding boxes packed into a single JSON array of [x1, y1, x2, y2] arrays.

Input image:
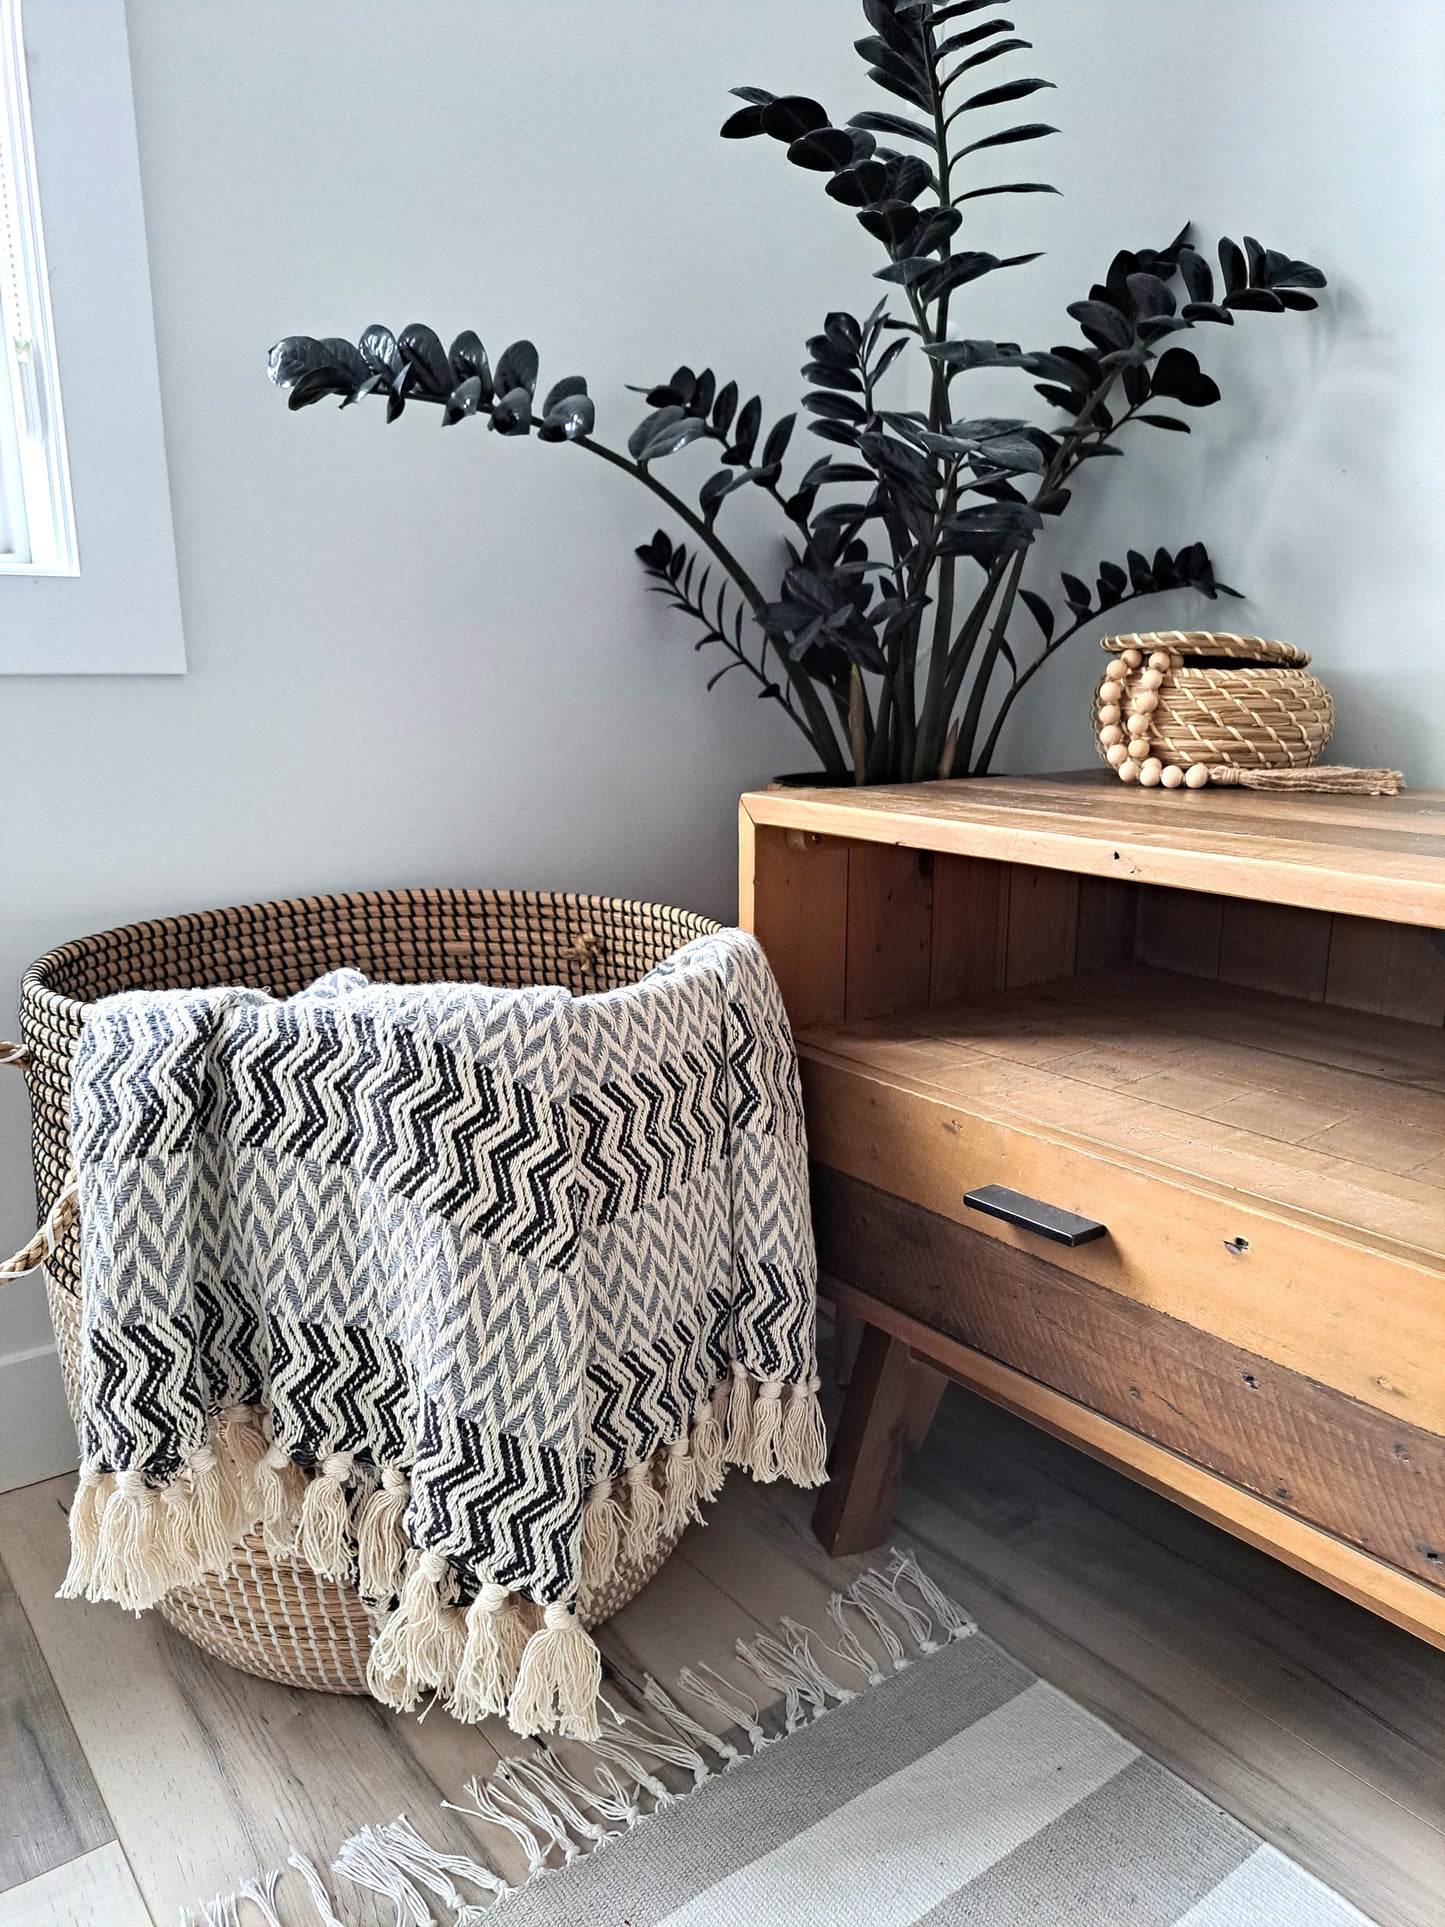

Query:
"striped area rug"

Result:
[[187, 1553, 1377, 1925], [488, 1566, 1373, 1927]]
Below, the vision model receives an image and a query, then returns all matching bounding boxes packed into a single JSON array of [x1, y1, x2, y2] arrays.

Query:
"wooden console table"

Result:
[[739, 773, 1445, 1650]]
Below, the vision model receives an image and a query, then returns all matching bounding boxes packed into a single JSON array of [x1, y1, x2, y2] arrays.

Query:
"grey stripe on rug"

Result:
[[185, 1552, 1379, 1925]]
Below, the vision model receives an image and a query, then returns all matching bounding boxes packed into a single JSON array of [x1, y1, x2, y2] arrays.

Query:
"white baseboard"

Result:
[[0, 1342, 78, 1492]]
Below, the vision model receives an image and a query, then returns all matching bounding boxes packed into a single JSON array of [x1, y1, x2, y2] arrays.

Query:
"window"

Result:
[[0, 0, 76, 574]]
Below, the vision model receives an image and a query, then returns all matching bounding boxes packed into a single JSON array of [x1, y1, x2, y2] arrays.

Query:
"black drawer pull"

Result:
[[964, 1185, 1107, 1248]]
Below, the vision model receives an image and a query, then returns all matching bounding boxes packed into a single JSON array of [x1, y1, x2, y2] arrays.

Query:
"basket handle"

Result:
[[0, 1041, 81, 1285]]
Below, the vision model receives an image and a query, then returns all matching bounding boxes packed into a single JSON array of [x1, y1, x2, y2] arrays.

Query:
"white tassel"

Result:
[[366, 1548, 465, 1710], [505, 1752, 610, 1845], [92, 1468, 176, 1611], [660, 1436, 700, 1538], [495, 1761, 582, 1863], [691, 1385, 726, 1500], [233, 1871, 284, 1927], [508, 1602, 603, 1741], [888, 1546, 976, 1642], [578, 1477, 622, 1602], [365, 1815, 503, 1916], [723, 1363, 754, 1464], [445, 1775, 548, 1877], [828, 1590, 886, 1685], [331, 1823, 440, 1925], [621, 1460, 662, 1562], [448, 1580, 531, 1723], [675, 1664, 769, 1754], [355, 1465, 409, 1605], [749, 1381, 786, 1483], [779, 1377, 828, 1486], [58, 1463, 109, 1600], [297, 1451, 356, 1582], [285, 1852, 348, 1927], [642, 1674, 744, 1767], [253, 1442, 306, 1559], [183, 1444, 240, 1576]]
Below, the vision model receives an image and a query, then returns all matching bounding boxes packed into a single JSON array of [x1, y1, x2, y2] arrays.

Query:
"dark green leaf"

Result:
[[1020, 589, 1054, 641], [948, 77, 1055, 120], [953, 181, 1059, 202], [537, 390, 595, 441], [641, 415, 708, 461], [448, 331, 492, 401], [826, 160, 890, 206], [720, 105, 766, 138], [730, 86, 777, 105], [1125, 273, 1175, 320], [866, 64, 932, 112], [858, 200, 921, 248], [760, 95, 830, 141], [808, 418, 863, 446], [357, 325, 403, 381], [762, 413, 796, 465], [788, 127, 856, 171], [872, 336, 910, 382], [824, 311, 863, 354], [711, 379, 738, 435], [1223, 287, 1285, 312], [1149, 347, 1220, 405], [1060, 572, 1091, 612], [1218, 237, 1246, 294], [847, 108, 934, 146], [803, 360, 864, 391], [495, 340, 539, 399], [489, 386, 533, 435], [629, 403, 685, 459], [1136, 413, 1189, 431], [936, 20, 1017, 57], [397, 323, 451, 395], [953, 121, 1058, 157], [941, 39, 1032, 80], [802, 392, 867, 423], [442, 376, 482, 424], [1177, 247, 1213, 305], [1181, 301, 1234, 325], [726, 395, 762, 464], [1067, 299, 1132, 349]]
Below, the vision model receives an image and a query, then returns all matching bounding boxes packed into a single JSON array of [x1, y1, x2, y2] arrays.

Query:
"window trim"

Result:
[[0, 0, 77, 576]]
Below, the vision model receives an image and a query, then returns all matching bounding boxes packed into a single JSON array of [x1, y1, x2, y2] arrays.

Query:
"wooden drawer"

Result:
[[812, 1165, 1445, 1595], [799, 1024, 1445, 1437]]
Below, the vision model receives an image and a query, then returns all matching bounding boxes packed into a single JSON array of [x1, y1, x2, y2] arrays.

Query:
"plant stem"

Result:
[[579, 431, 848, 777]]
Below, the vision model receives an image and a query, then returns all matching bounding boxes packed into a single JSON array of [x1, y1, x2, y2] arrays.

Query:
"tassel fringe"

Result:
[[1206, 763, 1403, 793], [185, 1552, 973, 1926], [69, 1369, 830, 1737]]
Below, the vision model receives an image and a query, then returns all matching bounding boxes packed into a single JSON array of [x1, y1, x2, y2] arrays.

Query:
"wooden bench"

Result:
[[739, 772, 1445, 1650]]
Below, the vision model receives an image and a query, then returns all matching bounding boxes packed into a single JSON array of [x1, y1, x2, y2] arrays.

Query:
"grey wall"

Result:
[[2, 0, 1441, 1483]]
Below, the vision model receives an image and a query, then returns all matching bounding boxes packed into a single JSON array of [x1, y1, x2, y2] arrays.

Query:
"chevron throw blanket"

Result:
[[60, 928, 824, 1740]]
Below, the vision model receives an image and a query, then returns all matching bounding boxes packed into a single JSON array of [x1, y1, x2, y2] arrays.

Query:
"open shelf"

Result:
[[798, 965, 1445, 1267]]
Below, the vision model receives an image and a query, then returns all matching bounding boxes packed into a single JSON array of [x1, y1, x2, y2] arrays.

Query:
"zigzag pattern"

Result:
[[69, 927, 815, 1608]]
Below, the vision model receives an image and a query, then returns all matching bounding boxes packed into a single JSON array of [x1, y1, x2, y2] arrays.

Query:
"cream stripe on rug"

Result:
[[655, 1680, 1137, 1927], [182, 1551, 1381, 1926]]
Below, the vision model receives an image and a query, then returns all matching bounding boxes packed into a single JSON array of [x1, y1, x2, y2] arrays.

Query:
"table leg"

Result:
[[813, 1321, 949, 1557]]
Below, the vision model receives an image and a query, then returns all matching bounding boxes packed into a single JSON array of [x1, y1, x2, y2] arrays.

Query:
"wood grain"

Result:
[[812, 1167, 1445, 1588], [1134, 884, 1224, 977], [738, 813, 849, 1029], [929, 854, 1010, 1002], [1004, 863, 1079, 988], [1327, 915, 1445, 1027], [843, 839, 932, 1019], [1218, 898, 1333, 1000], [0, 1545, 111, 1893], [741, 777, 1445, 926], [0, 1844, 152, 1927], [822, 1273, 1445, 1652], [1073, 875, 1137, 976]]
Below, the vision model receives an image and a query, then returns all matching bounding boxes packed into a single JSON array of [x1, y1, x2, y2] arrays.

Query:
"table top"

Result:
[[740, 772, 1445, 927]]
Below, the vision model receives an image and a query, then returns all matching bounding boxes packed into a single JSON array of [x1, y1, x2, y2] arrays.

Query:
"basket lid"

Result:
[[1100, 630, 1311, 669]]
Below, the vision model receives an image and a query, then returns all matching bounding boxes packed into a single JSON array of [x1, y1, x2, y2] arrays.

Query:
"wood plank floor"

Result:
[[1, 1374, 1440, 1925]]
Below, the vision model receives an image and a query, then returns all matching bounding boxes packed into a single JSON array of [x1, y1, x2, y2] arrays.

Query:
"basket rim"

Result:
[[22, 885, 722, 1022], [1100, 629, 1311, 669]]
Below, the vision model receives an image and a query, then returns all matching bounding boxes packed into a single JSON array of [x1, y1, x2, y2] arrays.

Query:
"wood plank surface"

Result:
[[1004, 863, 1079, 988], [0, 1546, 111, 1894], [0, 1844, 152, 1927], [741, 777, 1445, 926], [812, 1167, 1445, 1589], [843, 839, 932, 1019], [1327, 915, 1445, 1027], [1218, 898, 1333, 1001], [822, 1274, 1445, 1652], [1073, 875, 1137, 976], [929, 854, 1009, 1002], [738, 814, 848, 1028]]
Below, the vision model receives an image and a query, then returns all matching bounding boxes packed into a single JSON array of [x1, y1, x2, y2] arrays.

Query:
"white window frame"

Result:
[[0, 0, 76, 575]]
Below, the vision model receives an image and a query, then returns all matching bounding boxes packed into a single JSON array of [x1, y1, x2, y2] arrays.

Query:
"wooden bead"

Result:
[[1105, 742, 1129, 768], [1139, 758, 1163, 787], [1137, 668, 1164, 691], [1148, 650, 1171, 671], [1104, 659, 1128, 682], [1099, 724, 1124, 748], [1160, 764, 1185, 789], [1183, 764, 1210, 789], [1126, 713, 1152, 738], [1117, 758, 1139, 782], [1127, 738, 1151, 761], [1121, 647, 1143, 668], [1130, 690, 1158, 714], [1098, 703, 1121, 726]]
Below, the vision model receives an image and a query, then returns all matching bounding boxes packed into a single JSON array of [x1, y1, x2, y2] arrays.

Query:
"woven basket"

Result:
[[1091, 631, 1334, 788], [17, 888, 716, 1693]]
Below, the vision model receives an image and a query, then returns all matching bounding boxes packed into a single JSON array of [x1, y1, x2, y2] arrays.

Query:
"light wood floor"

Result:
[[1, 1377, 1441, 1926]]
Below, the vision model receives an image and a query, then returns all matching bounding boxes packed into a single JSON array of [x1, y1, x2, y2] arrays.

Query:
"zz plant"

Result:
[[268, 0, 1324, 785]]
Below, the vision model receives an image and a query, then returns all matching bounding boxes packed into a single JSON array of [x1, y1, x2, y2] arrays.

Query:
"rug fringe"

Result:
[[184, 1550, 974, 1921]]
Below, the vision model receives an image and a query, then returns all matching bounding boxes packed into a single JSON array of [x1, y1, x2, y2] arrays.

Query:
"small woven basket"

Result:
[[17, 888, 715, 1694], [1091, 631, 1334, 789]]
